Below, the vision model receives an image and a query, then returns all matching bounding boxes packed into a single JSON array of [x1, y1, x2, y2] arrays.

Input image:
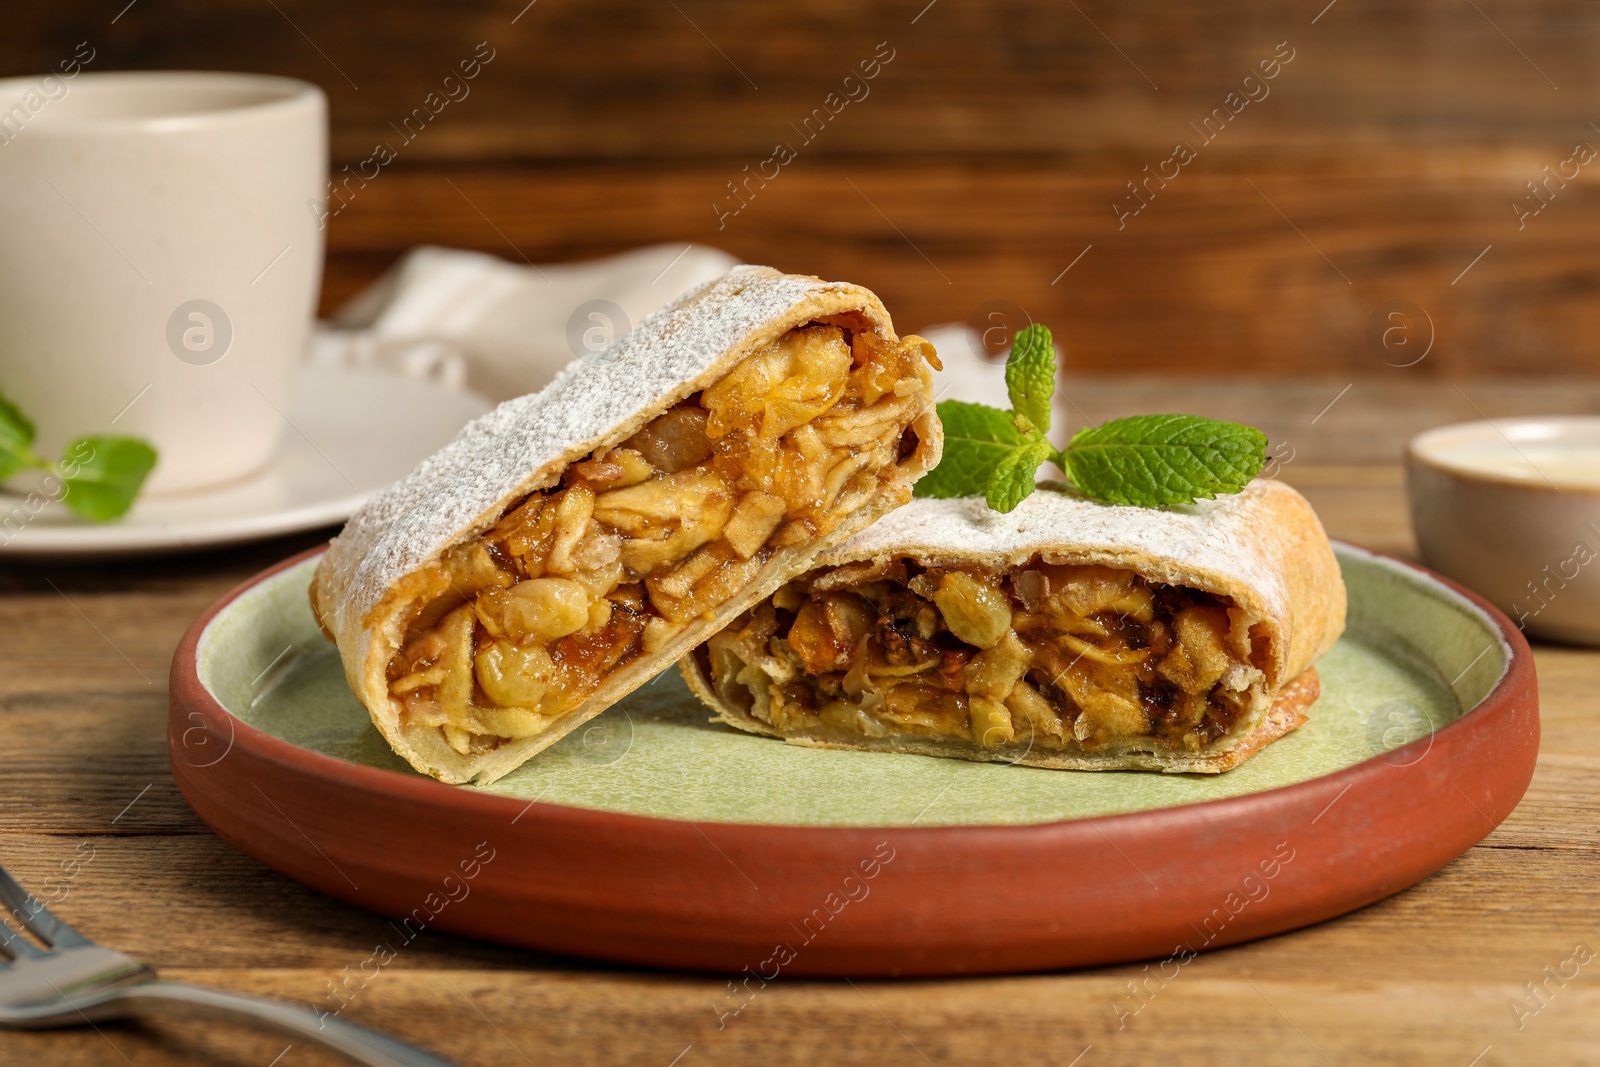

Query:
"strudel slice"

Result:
[[311, 266, 942, 784], [683, 482, 1345, 772]]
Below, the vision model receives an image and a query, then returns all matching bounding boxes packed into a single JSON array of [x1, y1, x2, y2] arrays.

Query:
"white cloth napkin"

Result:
[[310, 243, 740, 402], [308, 244, 1015, 415]]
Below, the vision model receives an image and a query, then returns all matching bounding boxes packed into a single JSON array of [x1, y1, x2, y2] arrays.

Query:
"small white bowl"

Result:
[[1408, 416, 1600, 644]]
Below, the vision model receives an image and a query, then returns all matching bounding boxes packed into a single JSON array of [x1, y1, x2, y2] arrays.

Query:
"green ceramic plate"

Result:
[[201, 542, 1509, 827], [174, 540, 1536, 975]]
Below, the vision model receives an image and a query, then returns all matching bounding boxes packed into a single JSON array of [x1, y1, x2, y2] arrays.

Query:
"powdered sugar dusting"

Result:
[[824, 482, 1293, 622], [319, 265, 890, 637]]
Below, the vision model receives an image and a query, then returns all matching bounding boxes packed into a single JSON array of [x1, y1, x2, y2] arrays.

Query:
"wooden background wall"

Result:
[[7, 0, 1600, 375]]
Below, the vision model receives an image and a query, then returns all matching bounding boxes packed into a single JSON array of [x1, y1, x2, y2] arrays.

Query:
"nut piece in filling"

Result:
[[698, 557, 1272, 757], [383, 323, 940, 756]]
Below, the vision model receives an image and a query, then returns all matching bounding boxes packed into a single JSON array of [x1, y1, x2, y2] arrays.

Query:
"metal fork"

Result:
[[0, 861, 458, 1066]]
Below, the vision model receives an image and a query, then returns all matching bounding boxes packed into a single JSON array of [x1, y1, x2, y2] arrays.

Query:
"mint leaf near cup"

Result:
[[0, 392, 37, 482], [57, 436, 161, 521], [0, 389, 157, 522], [915, 324, 1267, 512]]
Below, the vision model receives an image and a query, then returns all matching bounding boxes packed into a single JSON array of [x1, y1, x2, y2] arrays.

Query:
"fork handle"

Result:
[[102, 981, 460, 1067]]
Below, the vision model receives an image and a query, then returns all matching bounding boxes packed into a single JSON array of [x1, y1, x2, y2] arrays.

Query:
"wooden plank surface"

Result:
[[7, 2, 1600, 375], [9, 1, 1596, 160], [2, 379, 1597, 1066], [312, 155, 1600, 378]]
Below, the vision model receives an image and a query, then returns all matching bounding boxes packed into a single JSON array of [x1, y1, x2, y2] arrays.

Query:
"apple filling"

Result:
[[383, 323, 938, 755], [699, 557, 1270, 753]]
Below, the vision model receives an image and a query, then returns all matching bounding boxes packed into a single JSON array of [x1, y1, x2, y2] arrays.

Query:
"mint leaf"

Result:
[[914, 322, 1269, 513], [1003, 323, 1054, 436], [914, 400, 1023, 499], [59, 436, 158, 522], [0, 390, 38, 481], [1061, 414, 1267, 507], [986, 438, 1054, 513]]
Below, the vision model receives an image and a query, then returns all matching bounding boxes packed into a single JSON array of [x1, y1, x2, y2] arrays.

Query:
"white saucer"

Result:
[[0, 365, 491, 556]]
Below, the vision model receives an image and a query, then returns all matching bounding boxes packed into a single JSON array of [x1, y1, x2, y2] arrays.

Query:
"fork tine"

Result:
[[0, 862, 91, 949], [0, 911, 47, 960]]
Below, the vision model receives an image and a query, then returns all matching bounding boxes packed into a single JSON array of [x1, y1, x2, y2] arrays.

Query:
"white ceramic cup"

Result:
[[0, 71, 326, 494], [1408, 417, 1600, 645]]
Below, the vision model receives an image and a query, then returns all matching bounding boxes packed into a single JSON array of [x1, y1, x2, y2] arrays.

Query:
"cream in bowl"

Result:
[[1408, 417, 1600, 644]]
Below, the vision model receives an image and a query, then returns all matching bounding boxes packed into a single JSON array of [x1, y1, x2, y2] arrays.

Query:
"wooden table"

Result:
[[16, 0, 1600, 379], [3, 378, 1597, 1067]]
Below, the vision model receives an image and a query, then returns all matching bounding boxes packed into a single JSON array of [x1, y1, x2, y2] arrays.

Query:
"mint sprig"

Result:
[[1003, 322, 1055, 435], [915, 325, 1267, 512], [1063, 414, 1267, 507], [987, 438, 1055, 512], [914, 400, 1022, 499], [0, 390, 158, 522]]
